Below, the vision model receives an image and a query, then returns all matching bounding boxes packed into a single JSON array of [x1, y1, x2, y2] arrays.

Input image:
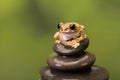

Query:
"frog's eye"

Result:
[[70, 24, 76, 30], [57, 23, 61, 29]]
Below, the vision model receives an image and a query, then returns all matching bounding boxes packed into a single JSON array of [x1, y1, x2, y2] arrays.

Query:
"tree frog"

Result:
[[54, 22, 87, 48]]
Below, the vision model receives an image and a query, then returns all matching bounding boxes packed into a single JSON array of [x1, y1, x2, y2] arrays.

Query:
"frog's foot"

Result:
[[72, 42, 80, 48], [55, 40, 60, 43], [70, 40, 79, 48]]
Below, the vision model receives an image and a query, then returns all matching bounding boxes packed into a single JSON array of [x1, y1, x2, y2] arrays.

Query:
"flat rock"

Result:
[[40, 65, 109, 80], [53, 38, 89, 56], [47, 52, 95, 71]]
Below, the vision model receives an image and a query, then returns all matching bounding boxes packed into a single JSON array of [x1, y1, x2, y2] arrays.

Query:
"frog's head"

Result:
[[57, 22, 84, 33], [57, 22, 85, 40]]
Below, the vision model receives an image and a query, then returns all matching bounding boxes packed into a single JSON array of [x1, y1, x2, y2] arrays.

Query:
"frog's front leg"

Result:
[[54, 32, 61, 43], [54, 32, 59, 39]]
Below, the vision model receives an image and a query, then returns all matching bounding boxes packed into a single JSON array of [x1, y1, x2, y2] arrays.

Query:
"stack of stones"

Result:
[[40, 37, 109, 80]]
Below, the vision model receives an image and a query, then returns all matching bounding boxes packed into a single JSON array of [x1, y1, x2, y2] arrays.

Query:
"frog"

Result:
[[54, 22, 87, 48]]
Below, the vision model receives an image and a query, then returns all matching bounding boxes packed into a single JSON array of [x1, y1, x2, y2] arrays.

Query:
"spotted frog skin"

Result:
[[54, 22, 87, 48]]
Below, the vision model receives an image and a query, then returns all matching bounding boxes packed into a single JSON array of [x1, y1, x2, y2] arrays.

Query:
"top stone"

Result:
[[54, 37, 89, 56], [54, 22, 87, 48]]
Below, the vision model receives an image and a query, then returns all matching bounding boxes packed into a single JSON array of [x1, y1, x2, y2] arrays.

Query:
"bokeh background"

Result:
[[0, 0, 120, 80]]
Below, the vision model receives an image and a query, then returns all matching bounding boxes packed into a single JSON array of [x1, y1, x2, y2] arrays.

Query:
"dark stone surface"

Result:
[[40, 65, 109, 80], [47, 52, 95, 71], [53, 38, 89, 56]]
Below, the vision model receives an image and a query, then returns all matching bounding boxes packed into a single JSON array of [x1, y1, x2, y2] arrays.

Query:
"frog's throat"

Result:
[[60, 32, 80, 41]]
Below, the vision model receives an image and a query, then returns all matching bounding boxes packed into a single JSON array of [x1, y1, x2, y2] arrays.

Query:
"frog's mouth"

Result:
[[60, 32, 78, 41]]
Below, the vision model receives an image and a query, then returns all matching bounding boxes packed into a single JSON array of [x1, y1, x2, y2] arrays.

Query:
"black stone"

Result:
[[47, 52, 95, 71], [53, 38, 89, 56], [40, 65, 109, 80]]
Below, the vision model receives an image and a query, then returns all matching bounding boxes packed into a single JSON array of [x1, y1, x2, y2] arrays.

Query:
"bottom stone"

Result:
[[40, 65, 109, 80]]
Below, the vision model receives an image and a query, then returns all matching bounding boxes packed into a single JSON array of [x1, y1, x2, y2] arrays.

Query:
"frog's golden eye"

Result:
[[57, 23, 61, 29], [70, 24, 76, 30]]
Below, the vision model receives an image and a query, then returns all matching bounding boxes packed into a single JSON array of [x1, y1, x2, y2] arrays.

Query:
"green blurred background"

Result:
[[0, 0, 120, 80]]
